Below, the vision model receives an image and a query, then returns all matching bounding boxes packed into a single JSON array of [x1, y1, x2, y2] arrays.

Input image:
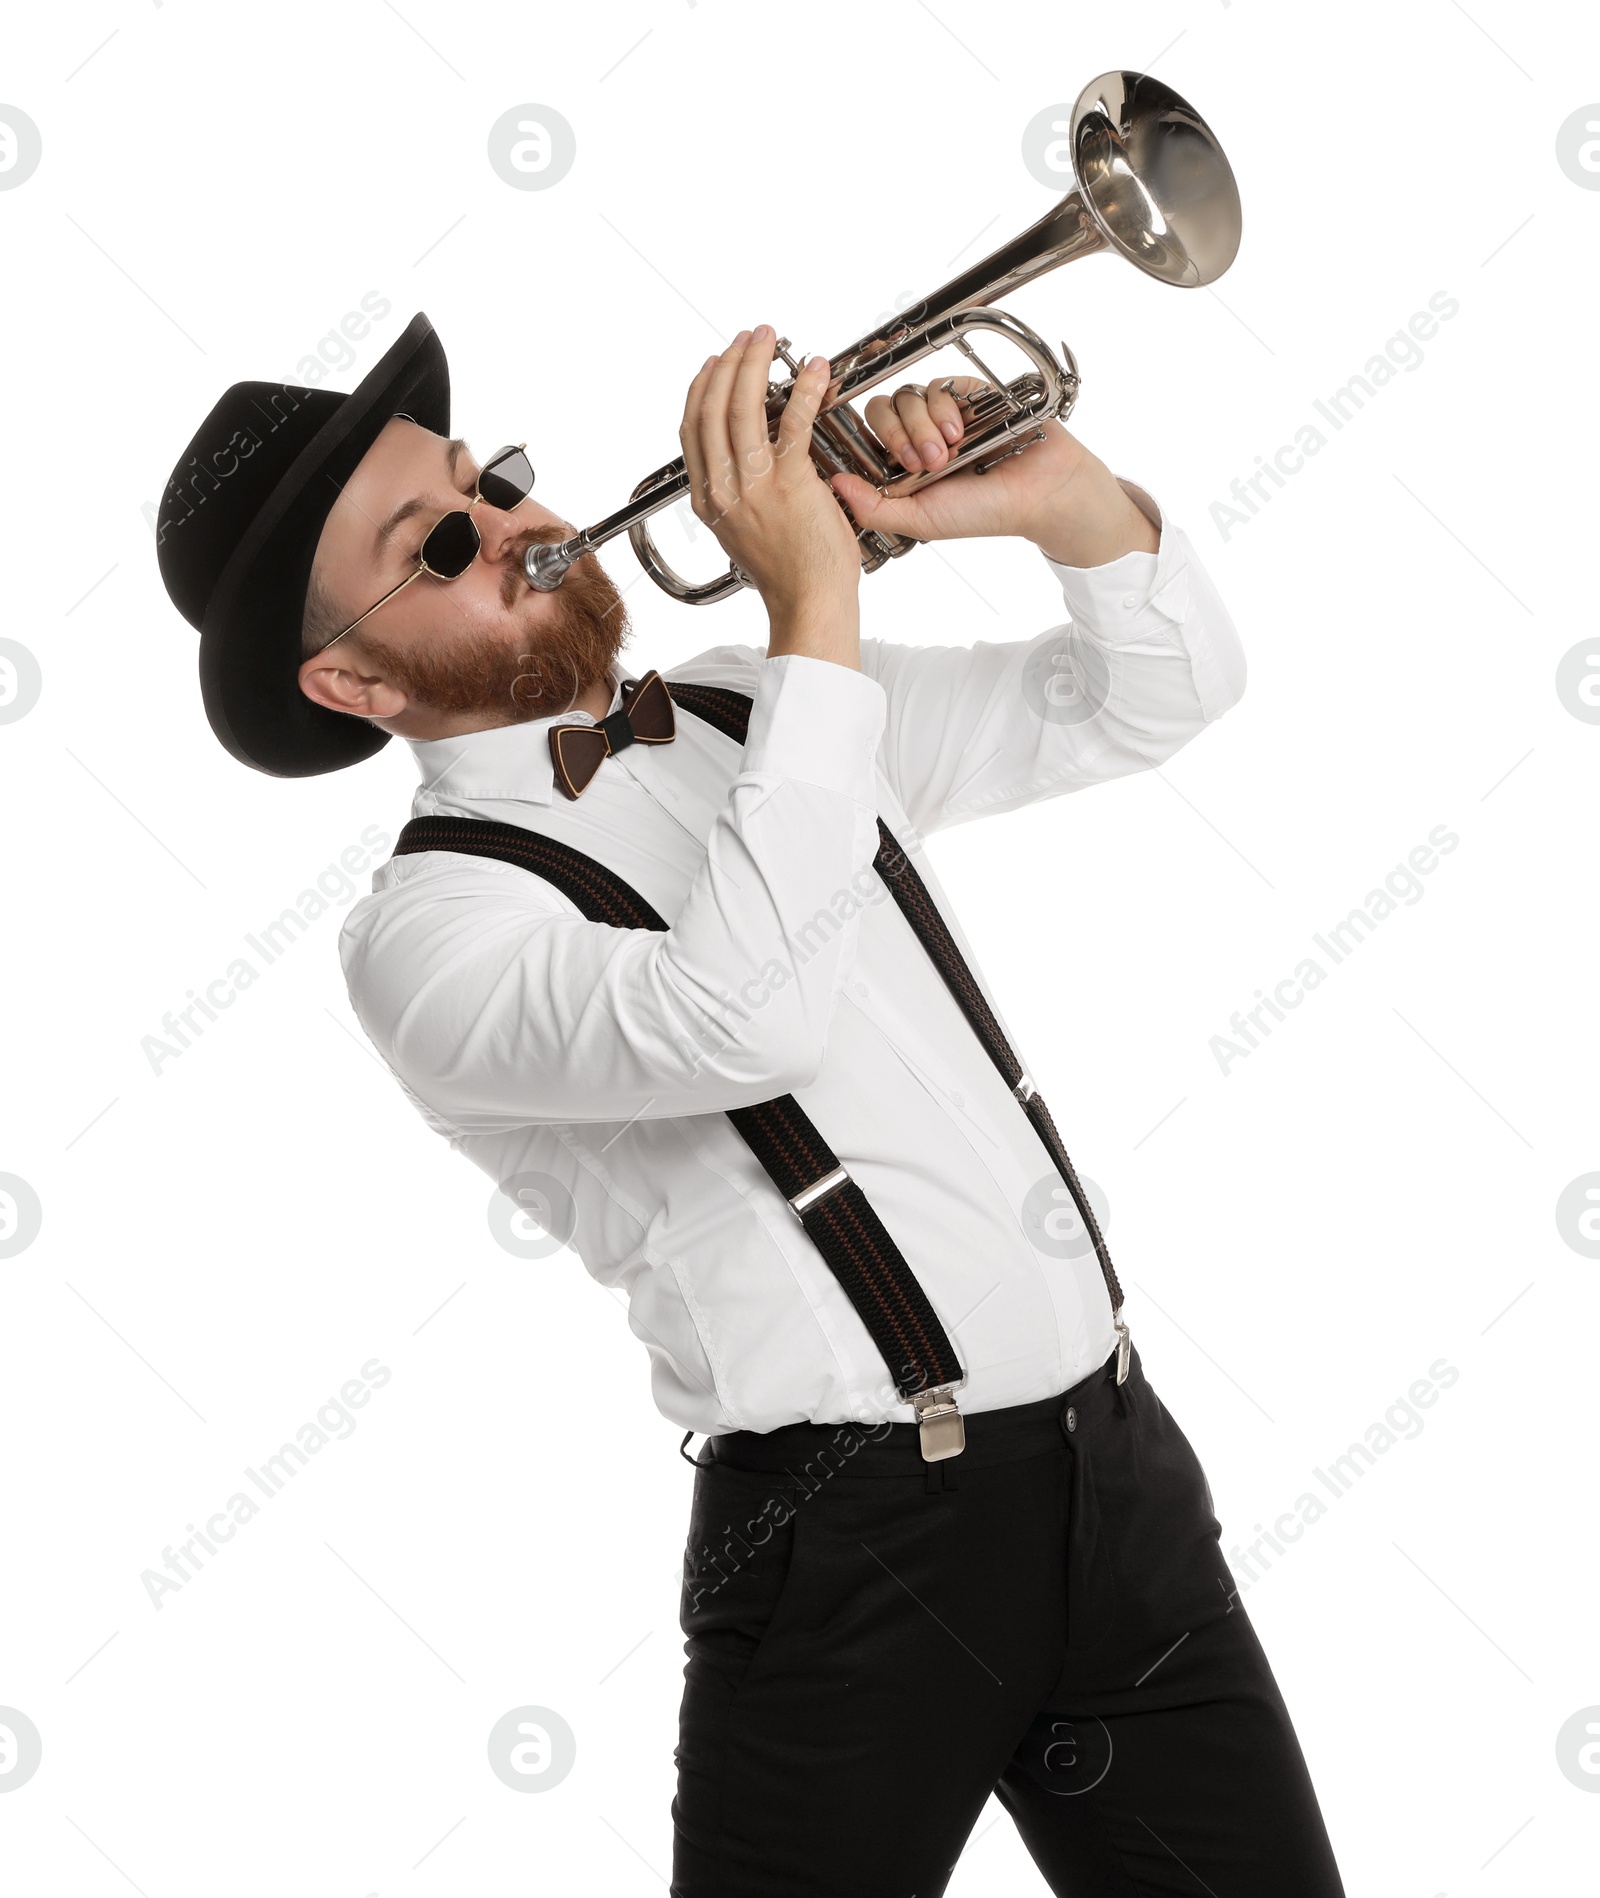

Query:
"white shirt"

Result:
[[340, 481, 1245, 1434]]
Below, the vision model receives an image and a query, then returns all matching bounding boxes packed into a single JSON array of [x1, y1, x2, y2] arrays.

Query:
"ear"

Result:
[[298, 646, 410, 721]]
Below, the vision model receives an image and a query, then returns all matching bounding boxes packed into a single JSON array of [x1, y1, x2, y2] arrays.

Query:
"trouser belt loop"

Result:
[[924, 1453, 961, 1494]]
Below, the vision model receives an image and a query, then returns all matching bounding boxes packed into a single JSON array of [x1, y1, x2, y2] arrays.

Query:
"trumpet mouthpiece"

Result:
[[525, 541, 577, 591]]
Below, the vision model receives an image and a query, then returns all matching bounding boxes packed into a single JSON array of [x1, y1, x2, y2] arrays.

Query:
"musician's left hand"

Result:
[[829, 375, 1157, 567]]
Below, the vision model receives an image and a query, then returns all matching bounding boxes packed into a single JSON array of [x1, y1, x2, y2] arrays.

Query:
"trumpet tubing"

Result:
[[526, 69, 1241, 606]]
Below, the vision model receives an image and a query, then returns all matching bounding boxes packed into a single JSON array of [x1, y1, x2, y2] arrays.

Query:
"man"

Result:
[[158, 311, 1344, 1896]]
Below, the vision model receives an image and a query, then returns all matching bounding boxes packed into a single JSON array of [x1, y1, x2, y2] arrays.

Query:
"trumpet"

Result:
[[525, 69, 1241, 605]]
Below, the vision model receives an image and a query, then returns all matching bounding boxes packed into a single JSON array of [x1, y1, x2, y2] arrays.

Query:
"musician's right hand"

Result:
[[680, 326, 862, 671]]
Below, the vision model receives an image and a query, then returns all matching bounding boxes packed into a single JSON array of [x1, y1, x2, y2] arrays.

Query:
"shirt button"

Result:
[[1122, 594, 1138, 609]]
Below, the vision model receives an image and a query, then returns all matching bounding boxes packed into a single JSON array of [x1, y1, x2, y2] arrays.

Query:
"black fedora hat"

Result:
[[157, 311, 450, 777]]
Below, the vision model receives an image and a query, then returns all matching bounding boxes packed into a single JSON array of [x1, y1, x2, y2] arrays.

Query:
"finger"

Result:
[[728, 324, 777, 469], [774, 351, 832, 462], [863, 390, 923, 472], [925, 380, 965, 446], [830, 468, 924, 539], [697, 329, 752, 513], [678, 353, 719, 516], [891, 386, 948, 472]]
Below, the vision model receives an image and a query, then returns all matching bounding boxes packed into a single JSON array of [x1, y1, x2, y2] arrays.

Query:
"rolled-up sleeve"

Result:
[[339, 654, 886, 1134], [865, 478, 1246, 837]]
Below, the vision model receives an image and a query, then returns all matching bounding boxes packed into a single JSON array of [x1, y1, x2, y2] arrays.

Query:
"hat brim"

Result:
[[198, 312, 450, 777]]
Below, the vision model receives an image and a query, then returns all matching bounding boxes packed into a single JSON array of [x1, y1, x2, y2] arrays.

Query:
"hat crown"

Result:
[[156, 381, 342, 631]]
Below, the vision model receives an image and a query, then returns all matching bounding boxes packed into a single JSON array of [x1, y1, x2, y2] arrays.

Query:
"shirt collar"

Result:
[[406, 659, 630, 809]]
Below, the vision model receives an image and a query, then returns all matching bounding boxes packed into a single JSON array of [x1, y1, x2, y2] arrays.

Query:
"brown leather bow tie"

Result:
[[548, 669, 676, 799]]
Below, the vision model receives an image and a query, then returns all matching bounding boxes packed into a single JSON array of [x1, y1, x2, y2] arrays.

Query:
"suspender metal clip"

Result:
[[788, 1165, 850, 1217], [1114, 1316, 1131, 1386], [911, 1385, 966, 1461]]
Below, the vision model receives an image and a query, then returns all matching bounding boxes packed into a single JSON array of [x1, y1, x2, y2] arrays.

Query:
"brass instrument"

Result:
[[525, 69, 1241, 604]]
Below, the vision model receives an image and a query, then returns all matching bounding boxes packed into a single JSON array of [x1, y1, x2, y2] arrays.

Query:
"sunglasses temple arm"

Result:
[[328, 565, 426, 645]]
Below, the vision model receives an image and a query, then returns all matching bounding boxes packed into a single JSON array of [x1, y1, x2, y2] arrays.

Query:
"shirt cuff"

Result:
[[1040, 476, 1190, 647], [742, 652, 886, 803]]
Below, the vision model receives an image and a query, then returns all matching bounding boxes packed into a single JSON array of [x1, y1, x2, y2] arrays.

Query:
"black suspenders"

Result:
[[392, 678, 1128, 1459]]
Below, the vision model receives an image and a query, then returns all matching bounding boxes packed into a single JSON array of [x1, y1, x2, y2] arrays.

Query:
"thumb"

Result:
[[831, 470, 925, 538]]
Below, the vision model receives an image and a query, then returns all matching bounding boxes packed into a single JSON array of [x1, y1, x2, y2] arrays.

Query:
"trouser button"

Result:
[[1061, 1404, 1077, 1434]]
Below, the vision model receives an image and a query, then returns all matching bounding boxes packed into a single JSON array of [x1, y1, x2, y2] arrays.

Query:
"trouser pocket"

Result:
[[675, 1462, 805, 1847], [680, 1462, 803, 1665], [1070, 1365, 1235, 1680]]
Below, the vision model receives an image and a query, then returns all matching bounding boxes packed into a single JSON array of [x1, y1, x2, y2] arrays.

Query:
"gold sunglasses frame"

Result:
[[321, 442, 531, 650]]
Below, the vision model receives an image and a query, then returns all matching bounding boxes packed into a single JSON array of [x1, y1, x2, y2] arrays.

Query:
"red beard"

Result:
[[355, 532, 630, 723]]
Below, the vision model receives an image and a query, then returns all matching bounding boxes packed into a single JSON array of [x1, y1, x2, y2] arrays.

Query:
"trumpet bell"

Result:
[[525, 67, 1243, 603], [1070, 70, 1242, 288]]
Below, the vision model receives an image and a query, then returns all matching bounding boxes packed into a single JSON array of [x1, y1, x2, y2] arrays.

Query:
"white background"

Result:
[[1, 2, 1596, 1892]]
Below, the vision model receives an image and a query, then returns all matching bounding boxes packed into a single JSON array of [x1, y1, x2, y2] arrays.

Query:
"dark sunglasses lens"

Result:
[[477, 445, 534, 511], [421, 508, 480, 578]]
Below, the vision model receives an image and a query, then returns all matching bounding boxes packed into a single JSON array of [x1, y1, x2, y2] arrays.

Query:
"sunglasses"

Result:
[[327, 442, 536, 644]]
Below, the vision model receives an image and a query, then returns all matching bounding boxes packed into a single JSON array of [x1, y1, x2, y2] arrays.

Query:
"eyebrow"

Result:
[[373, 437, 469, 550]]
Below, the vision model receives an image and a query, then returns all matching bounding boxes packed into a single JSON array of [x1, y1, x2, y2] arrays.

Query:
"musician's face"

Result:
[[297, 417, 629, 735]]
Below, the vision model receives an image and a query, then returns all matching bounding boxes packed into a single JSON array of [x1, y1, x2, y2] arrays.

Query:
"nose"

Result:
[[472, 496, 530, 567]]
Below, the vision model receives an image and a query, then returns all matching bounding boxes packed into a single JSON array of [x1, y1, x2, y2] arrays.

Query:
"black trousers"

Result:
[[672, 1343, 1345, 1897]]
